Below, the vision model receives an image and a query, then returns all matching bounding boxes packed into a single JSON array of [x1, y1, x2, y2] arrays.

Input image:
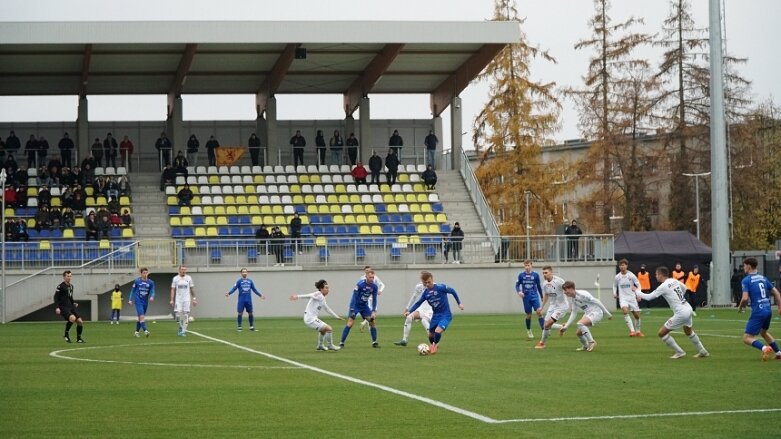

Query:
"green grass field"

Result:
[[2, 309, 780, 438]]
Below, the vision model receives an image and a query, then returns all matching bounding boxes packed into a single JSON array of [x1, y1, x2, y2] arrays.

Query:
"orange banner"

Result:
[[215, 147, 246, 166]]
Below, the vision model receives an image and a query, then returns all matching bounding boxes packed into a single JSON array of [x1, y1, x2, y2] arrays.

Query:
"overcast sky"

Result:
[[2, 0, 779, 147]]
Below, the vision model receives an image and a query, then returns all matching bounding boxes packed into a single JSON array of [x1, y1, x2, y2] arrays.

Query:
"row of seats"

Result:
[[26, 195, 132, 209], [24, 166, 129, 177], [168, 182, 432, 195], [168, 202, 444, 217], [20, 227, 135, 240], [175, 173, 423, 187], [183, 164, 426, 176], [170, 213, 447, 227], [172, 223, 452, 239]]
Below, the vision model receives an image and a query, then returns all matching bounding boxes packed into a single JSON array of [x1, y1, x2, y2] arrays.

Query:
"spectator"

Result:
[[93, 177, 107, 198], [117, 175, 131, 196], [4, 184, 17, 207], [110, 212, 122, 228], [290, 130, 307, 167], [5, 154, 18, 174], [14, 183, 28, 208], [119, 135, 134, 170], [255, 224, 270, 253], [47, 157, 63, 180], [62, 207, 75, 228], [384, 149, 399, 186], [177, 184, 194, 206], [442, 234, 450, 263], [248, 133, 263, 167], [106, 177, 119, 200], [49, 206, 62, 230], [103, 133, 118, 168], [107, 196, 120, 215], [173, 150, 189, 176], [684, 265, 702, 314], [351, 161, 368, 185], [35, 206, 51, 231], [60, 186, 73, 209], [90, 138, 103, 168], [388, 129, 403, 159], [186, 134, 199, 166], [5, 131, 21, 157], [71, 192, 86, 212], [315, 130, 327, 166], [422, 164, 437, 190], [0, 137, 4, 166], [368, 151, 382, 185], [85, 211, 99, 240], [25, 134, 39, 169], [564, 219, 582, 261], [671, 262, 686, 284], [289, 213, 302, 254], [346, 132, 359, 166], [160, 164, 175, 191], [270, 226, 286, 266], [730, 267, 745, 308], [4, 218, 16, 242], [155, 132, 173, 169], [37, 185, 52, 208], [450, 222, 464, 264], [16, 218, 29, 242], [37, 136, 50, 167], [329, 130, 343, 166], [58, 133, 75, 169], [121, 209, 132, 227], [205, 135, 219, 167], [97, 212, 112, 239], [424, 129, 439, 169]]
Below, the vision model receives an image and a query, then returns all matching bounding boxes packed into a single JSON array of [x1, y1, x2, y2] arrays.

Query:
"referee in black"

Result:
[[54, 270, 85, 343]]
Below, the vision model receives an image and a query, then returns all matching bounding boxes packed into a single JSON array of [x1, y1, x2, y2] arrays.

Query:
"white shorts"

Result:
[[413, 304, 434, 322], [545, 306, 568, 322], [664, 309, 693, 331], [618, 294, 640, 312], [174, 298, 191, 313], [304, 317, 328, 331], [582, 309, 604, 326]]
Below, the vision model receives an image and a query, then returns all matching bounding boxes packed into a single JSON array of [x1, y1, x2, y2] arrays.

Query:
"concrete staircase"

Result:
[[128, 172, 176, 267]]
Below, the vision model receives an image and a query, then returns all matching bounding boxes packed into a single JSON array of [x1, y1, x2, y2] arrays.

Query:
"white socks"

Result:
[[688, 332, 706, 353], [624, 314, 635, 333], [402, 315, 413, 341], [662, 333, 684, 354], [541, 329, 551, 343]]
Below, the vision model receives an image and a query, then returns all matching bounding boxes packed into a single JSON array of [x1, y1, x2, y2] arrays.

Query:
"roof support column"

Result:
[[432, 115, 443, 170], [345, 115, 356, 164], [166, 96, 184, 155], [76, 97, 88, 164], [449, 96, 462, 171], [265, 96, 279, 166], [256, 112, 267, 168], [358, 97, 371, 163]]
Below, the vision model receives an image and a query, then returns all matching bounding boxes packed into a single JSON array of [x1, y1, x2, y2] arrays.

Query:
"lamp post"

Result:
[[1, 168, 6, 324], [524, 190, 531, 260], [683, 172, 711, 239]]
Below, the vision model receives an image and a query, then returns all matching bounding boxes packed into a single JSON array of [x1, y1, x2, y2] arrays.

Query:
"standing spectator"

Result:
[[37, 135, 50, 168], [290, 130, 306, 167], [388, 129, 403, 160], [637, 264, 652, 309], [449, 222, 464, 264], [671, 262, 686, 284], [173, 150, 189, 176], [91, 138, 104, 168], [384, 149, 399, 186], [103, 133, 118, 168], [684, 265, 702, 315], [54, 270, 85, 343], [0, 137, 5, 166], [351, 161, 368, 186], [424, 129, 438, 169], [186, 134, 199, 167], [315, 130, 327, 166], [160, 164, 175, 191], [58, 133, 75, 169], [422, 164, 437, 190], [248, 133, 263, 167], [177, 184, 194, 206], [564, 219, 582, 261], [345, 132, 359, 166], [730, 267, 746, 308], [328, 130, 343, 166], [5, 131, 21, 158], [270, 226, 286, 266], [25, 134, 39, 169], [368, 151, 382, 185], [289, 213, 302, 254], [205, 135, 219, 167], [255, 224, 270, 254], [119, 135, 134, 170], [155, 132, 173, 169]]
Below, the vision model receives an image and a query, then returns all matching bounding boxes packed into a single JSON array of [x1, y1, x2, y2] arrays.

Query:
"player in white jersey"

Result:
[[559, 281, 613, 352], [614, 259, 644, 337], [360, 265, 385, 332], [169, 265, 197, 337], [289, 279, 343, 351], [635, 266, 709, 359], [534, 266, 569, 349], [393, 282, 434, 346]]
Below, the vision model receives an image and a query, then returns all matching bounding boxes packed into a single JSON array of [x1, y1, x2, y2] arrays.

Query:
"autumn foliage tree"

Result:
[[472, 0, 565, 235]]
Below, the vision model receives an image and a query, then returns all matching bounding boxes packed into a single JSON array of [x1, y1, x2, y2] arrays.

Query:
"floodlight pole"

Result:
[[524, 190, 531, 260], [1, 168, 7, 324], [682, 172, 711, 239]]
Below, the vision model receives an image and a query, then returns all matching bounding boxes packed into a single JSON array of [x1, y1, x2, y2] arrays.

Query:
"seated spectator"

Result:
[[62, 207, 75, 228], [16, 218, 29, 242], [422, 164, 437, 190], [110, 212, 122, 227], [351, 161, 368, 185], [173, 150, 189, 176], [49, 207, 62, 229], [12, 166, 26, 187], [60, 186, 73, 209], [4, 184, 17, 207], [121, 209, 132, 227], [15, 185, 28, 209], [47, 157, 63, 178], [4, 218, 17, 242], [93, 176, 107, 197], [71, 192, 86, 212], [35, 206, 51, 231], [107, 196, 120, 214], [85, 211, 99, 240], [117, 175, 131, 195], [68, 166, 82, 187], [5, 154, 18, 173], [177, 184, 194, 206], [160, 164, 175, 191], [105, 176, 119, 200], [37, 185, 52, 207], [96, 206, 110, 221], [97, 212, 112, 239], [255, 224, 270, 253]]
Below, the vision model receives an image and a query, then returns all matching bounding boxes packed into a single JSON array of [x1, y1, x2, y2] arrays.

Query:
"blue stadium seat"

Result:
[[425, 246, 437, 258], [440, 224, 451, 233], [390, 247, 402, 258], [379, 214, 390, 223], [319, 247, 329, 261], [323, 225, 335, 235], [374, 204, 386, 213], [432, 203, 443, 213], [309, 214, 320, 224], [382, 224, 393, 234], [356, 247, 366, 259], [347, 225, 359, 235], [211, 248, 221, 263], [247, 248, 258, 263]]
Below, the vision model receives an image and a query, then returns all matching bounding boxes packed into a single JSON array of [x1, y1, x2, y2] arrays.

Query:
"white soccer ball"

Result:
[[188, 316, 195, 322], [417, 343, 430, 356]]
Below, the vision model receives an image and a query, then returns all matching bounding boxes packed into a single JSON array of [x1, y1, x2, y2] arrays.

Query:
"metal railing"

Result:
[[457, 148, 501, 254]]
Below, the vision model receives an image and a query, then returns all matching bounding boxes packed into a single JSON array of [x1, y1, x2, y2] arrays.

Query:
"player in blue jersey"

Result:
[[339, 268, 380, 348], [127, 267, 156, 338], [224, 268, 265, 331], [738, 257, 781, 361], [406, 270, 464, 355], [515, 260, 544, 340]]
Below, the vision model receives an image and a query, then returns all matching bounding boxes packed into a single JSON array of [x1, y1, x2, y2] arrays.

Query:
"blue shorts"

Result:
[[745, 311, 772, 335], [522, 294, 541, 314], [237, 299, 253, 313], [348, 304, 373, 320], [429, 313, 453, 332], [134, 302, 149, 316]]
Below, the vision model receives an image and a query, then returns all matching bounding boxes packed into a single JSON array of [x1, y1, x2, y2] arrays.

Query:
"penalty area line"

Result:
[[493, 408, 781, 424], [188, 330, 497, 424]]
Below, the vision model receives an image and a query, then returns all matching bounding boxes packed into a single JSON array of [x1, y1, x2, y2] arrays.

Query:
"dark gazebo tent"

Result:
[[614, 231, 712, 306]]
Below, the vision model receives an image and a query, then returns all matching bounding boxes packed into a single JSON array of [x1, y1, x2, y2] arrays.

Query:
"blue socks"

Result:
[[141, 322, 147, 331], [341, 325, 351, 343], [525, 319, 531, 330], [752, 340, 765, 350], [433, 332, 442, 344], [136, 321, 141, 331], [248, 315, 254, 327], [771, 341, 780, 352], [370, 327, 377, 342], [538, 317, 545, 330], [237, 315, 242, 327]]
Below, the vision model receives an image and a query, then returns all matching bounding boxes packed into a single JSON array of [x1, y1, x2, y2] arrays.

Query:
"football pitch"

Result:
[[2, 309, 780, 438]]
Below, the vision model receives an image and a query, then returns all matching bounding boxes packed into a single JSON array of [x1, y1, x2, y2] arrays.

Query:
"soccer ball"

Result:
[[417, 343, 430, 356], [188, 316, 195, 322]]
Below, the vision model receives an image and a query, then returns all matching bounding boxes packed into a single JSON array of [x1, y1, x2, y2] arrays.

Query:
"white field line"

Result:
[[49, 341, 300, 370], [189, 330, 781, 425]]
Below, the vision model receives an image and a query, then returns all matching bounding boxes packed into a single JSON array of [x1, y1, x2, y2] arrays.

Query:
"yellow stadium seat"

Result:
[[409, 235, 421, 244], [224, 195, 235, 205], [398, 174, 409, 183], [235, 195, 246, 204], [304, 194, 315, 204], [300, 216, 310, 225], [383, 194, 394, 203], [417, 225, 428, 234], [167, 196, 177, 206], [398, 235, 409, 244], [316, 236, 327, 246], [335, 184, 346, 194], [209, 175, 219, 184], [39, 240, 51, 250], [290, 185, 301, 193], [359, 225, 370, 234], [329, 205, 340, 214], [417, 193, 428, 202], [226, 206, 238, 215], [254, 175, 265, 184], [394, 194, 405, 203], [62, 229, 74, 239], [217, 216, 228, 225], [178, 206, 190, 216], [343, 214, 356, 224], [75, 218, 85, 228], [327, 194, 337, 204], [274, 215, 286, 225], [185, 238, 197, 248], [409, 204, 421, 213], [371, 225, 382, 234], [306, 205, 317, 214], [338, 194, 349, 204], [182, 217, 193, 226], [99, 239, 110, 249], [405, 194, 417, 203], [27, 218, 36, 228], [192, 196, 201, 205], [203, 206, 214, 215], [356, 214, 367, 224], [367, 214, 379, 224], [205, 216, 216, 225], [261, 205, 272, 214], [317, 205, 329, 214], [27, 187, 37, 197], [364, 204, 375, 214], [195, 227, 206, 237], [436, 213, 447, 223], [249, 205, 260, 214], [309, 175, 321, 184], [244, 185, 255, 194], [170, 217, 182, 226], [249, 216, 261, 225], [421, 203, 432, 213], [424, 214, 436, 223], [51, 198, 62, 207], [4, 207, 14, 217], [84, 186, 94, 196], [206, 227, 218, 236], [272, 205, 283, 214], [413, 184, 425, 192], [247, 195, 258, 205], [122, 228, 134, 238], [413, 214, 425, 224], [353, 204, 364, 214], [387, 204, 398, 213], [333, 215, 344, 224], [238, 205, 249, 215], [299, 175, 310, 184]]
